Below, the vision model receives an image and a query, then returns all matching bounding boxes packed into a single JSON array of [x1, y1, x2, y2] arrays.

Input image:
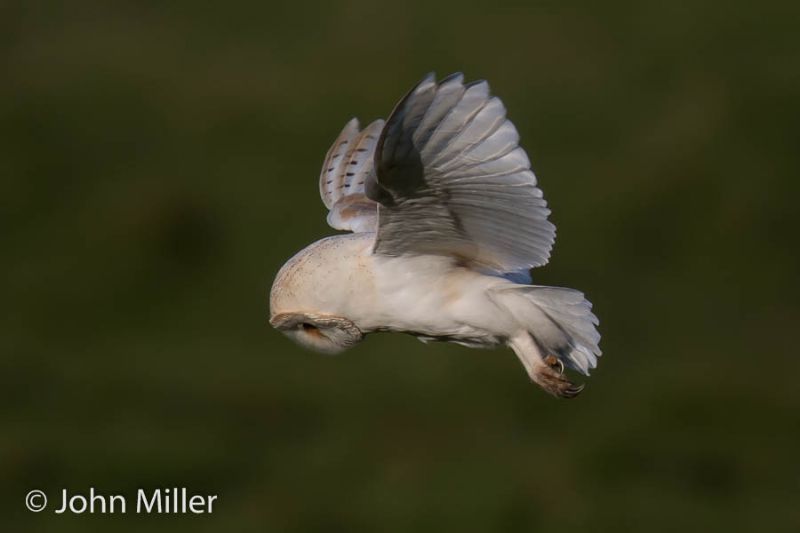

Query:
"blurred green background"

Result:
[[2, 0, 799, 531]]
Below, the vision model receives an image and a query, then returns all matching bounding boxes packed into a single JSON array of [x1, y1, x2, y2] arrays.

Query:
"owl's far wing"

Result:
[[319, 118, 383, 233], [368, 73, 556, 273]]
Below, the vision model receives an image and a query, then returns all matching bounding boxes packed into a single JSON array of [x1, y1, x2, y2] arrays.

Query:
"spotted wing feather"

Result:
[[319, 118, 383, 233]]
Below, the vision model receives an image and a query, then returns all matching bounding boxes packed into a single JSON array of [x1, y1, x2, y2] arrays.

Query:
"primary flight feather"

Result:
[[270, 73, 601, 398]]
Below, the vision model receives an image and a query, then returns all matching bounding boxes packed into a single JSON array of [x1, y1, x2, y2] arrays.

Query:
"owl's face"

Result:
[[270, 312, 364, 354]]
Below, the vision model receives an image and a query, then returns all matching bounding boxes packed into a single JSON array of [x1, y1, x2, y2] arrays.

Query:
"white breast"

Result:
[[360, 254, 517, 344]]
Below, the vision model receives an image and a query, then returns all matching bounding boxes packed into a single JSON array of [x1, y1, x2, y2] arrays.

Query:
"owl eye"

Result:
[[270, 312, 364, 354], [301, 323, 322, 338]]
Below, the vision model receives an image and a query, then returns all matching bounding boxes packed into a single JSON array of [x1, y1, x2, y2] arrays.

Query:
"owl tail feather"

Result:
[[492, 285, 602, 378]]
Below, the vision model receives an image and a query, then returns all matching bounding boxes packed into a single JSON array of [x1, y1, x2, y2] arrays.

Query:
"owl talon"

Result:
[[544, 355, 564, 375], [532, 363, 584, 399]]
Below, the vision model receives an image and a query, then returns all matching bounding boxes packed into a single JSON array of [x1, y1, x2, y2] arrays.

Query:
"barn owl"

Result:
[[269, 73, 601, 398]]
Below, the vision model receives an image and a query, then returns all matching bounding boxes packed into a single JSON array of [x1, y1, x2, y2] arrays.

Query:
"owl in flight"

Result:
[[270, 73, 601, 398]]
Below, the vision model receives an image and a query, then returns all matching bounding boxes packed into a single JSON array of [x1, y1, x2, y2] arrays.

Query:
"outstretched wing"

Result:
[[319, 118, 383, 233], [368, 73, 556, 273]]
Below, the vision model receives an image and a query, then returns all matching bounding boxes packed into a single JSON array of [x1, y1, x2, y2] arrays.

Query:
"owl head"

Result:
[[269, 237, 366, 354]]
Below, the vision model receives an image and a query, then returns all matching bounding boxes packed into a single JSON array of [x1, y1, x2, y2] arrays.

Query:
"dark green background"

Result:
[[2, 1, 798, 531]]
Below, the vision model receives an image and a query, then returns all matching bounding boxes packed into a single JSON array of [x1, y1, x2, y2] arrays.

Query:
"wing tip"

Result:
[[420, 71, 437, 86], [441, 71, 465, 84], [364, 118, 386, 133], [344, 117, 360, 131]]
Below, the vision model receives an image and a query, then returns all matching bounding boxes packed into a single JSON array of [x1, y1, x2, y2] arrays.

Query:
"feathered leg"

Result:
[[493, 285, 601, 398], [509, 333, 585, 398]]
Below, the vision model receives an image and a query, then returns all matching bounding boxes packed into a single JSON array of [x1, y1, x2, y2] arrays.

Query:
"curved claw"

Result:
[[560, 382, 585, 399], [532, 362, 585, 399], [543, 355, 565, 375]]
